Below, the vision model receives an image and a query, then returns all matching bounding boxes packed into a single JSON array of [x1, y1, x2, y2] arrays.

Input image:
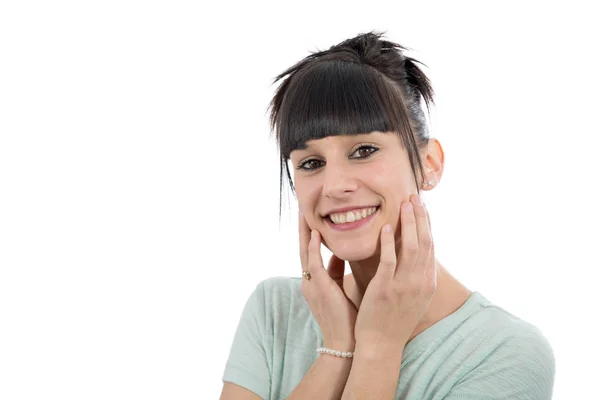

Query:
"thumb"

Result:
[[327, 254, 346, 290]]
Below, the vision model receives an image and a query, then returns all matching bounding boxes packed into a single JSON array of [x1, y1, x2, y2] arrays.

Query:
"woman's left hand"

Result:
[[353, 194, 438, 351]]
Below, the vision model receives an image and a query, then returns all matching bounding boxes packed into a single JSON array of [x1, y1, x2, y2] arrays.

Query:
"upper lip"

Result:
[[322, 205, 379, 217]]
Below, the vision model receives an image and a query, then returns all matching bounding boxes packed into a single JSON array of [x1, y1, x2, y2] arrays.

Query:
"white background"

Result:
[[1, 1, 598, 399]]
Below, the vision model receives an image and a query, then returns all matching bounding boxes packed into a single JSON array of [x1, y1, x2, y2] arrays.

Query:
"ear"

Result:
[[420, 138, 444, 190]]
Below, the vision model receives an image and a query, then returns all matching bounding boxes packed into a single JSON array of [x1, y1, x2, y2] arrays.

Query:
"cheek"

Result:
[[381, 194, 406, 229], [295, 181, 320, 208], [296, 195, 320, 228], [369, 163, 388, 180]]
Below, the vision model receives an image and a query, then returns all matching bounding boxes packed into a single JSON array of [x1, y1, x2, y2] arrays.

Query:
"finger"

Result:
[[423, 204, 437, 284], [412, 195, 432, 251], [298, 211, 310, 271], [425, 203, 432, 232], [308, 230, 325, 275], [412, 195, 434, 275], [421, 202, 434, 255], [397, 201, 419, 277], [327, 254, 345, 289], [377, 223, 397, 281]]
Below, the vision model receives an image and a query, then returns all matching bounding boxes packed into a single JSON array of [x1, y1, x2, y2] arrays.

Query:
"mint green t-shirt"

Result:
[[222, 277, 555, 399]]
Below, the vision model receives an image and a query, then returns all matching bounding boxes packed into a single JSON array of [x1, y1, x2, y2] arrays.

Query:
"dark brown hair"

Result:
[[268, 31, 434, 219]]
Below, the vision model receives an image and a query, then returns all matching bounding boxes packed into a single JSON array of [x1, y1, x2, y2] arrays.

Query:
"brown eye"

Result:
[[298, 159, 324, 171], [296, 145, 378, 171], [351, 145, 378, 159]]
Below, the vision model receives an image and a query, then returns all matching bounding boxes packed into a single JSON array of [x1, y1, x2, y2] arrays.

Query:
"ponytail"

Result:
[[404, 57, 434, 111]]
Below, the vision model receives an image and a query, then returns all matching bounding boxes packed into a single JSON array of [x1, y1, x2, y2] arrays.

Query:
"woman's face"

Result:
[[290, 131, 420, 261]]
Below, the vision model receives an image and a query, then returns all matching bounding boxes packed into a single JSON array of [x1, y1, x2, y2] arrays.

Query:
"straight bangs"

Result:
[[269, 32, 434, 219], [275, 60, 417, 161]]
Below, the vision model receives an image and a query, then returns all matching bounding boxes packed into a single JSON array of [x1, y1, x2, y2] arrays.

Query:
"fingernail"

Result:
[[384, 224, 392, 232], [403, 202, 413, 212], [413, 195, 422, 205]]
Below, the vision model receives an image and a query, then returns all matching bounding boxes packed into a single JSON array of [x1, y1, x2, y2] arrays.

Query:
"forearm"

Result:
[[341, 343, 404, 400], [287, 354, 353, 400]]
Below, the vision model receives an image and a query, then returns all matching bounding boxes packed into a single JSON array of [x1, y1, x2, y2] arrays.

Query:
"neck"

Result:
[[346, 251, 472, 343], [347, 253, 380, 304], [348, 256, 445, 301], [348, 238, 435, 301]]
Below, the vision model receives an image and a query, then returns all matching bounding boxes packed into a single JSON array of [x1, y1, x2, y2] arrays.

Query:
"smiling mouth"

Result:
[[325, 206, 379, 224], [324, 206, 379, 232]]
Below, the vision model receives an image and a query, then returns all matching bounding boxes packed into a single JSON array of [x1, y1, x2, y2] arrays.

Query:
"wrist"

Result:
[[317, 346, 354, 359], [317, 352, 354, 363], [354, 339, 405, 361], [322, 340, 355, 352], [316, 351, 353, 371]]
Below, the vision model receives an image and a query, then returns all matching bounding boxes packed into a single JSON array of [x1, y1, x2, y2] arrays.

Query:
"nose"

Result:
[[322, 161, 358, 199]]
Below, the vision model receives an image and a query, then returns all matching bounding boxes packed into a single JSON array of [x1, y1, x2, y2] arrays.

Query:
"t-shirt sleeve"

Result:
[[222, 281, 271, 399], [443, 325, 555, 400]]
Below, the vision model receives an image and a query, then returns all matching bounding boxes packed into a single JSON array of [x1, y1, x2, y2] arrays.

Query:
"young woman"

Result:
[[220, 31, 555, 400]]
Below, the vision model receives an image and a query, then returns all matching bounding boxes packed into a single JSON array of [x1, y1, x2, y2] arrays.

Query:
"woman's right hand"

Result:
[[299, 212, 358, 352]]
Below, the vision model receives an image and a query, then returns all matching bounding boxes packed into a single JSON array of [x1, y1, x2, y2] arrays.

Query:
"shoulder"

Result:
[[248, 276, 318, 337], [250, 276, 307, 315], [472, 294, 553, 350], [463, 293, 555, 366], [254, 276, 302, 300], [259, 275, 302, 290], [482, 315, 554, 376], [448, 293, 555, 398]]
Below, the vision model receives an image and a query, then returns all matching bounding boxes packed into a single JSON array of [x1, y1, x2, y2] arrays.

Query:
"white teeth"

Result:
[[329, 207, 378, 225]]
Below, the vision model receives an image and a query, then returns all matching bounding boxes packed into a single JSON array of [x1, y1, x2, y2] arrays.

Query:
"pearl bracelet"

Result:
[[316, 346, 354, 358]]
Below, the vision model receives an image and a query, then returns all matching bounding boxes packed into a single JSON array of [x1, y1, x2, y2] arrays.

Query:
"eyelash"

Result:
[[296, 145, 380, 171]]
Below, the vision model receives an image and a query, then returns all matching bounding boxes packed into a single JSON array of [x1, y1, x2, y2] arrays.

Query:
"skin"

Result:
[[220, 130, 475, 400], [290, 131, 473, 344]]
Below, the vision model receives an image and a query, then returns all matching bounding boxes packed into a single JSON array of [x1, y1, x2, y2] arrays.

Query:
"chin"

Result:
[[327, 241, 378, 262]]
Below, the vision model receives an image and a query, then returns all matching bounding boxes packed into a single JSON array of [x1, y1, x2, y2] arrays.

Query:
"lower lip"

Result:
[[325, 207, 379, 231]]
